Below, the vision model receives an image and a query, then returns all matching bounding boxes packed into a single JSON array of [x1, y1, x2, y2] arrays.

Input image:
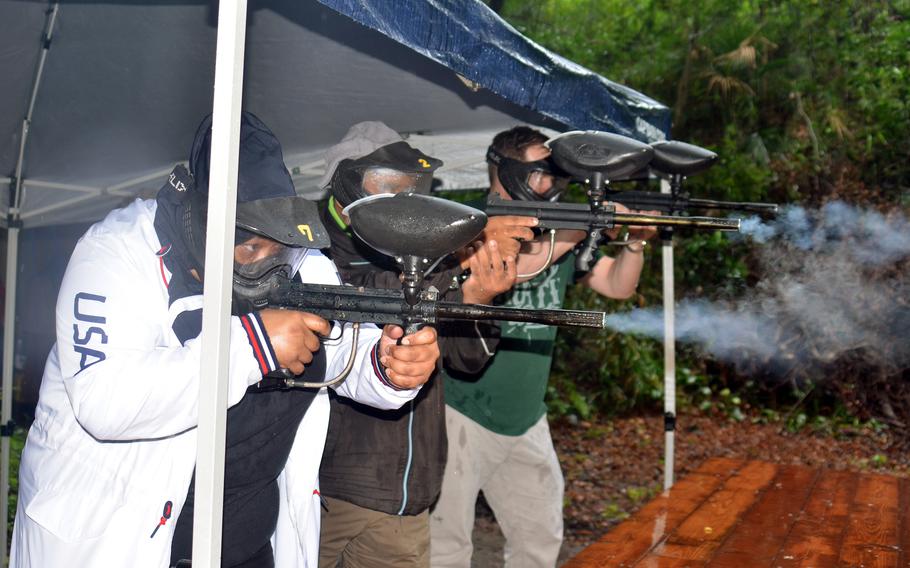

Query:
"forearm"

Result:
[[327, 322, 420, 409], [585, 246, 645, 299], [64, 317, 263, 441]]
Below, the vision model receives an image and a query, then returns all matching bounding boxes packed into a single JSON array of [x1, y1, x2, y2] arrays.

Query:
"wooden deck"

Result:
[[563, 457, 909, 567]]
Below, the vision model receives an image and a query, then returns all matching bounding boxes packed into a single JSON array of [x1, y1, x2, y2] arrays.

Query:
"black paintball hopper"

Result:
[[546, 130, 654, 180], [345, 192, 487, 306], [344, 192, 486, 260], [650, 140, 718, 177]]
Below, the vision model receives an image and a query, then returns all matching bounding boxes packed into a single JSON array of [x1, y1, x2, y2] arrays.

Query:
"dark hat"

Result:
[[189, 112, 297, 203], [186, 112, 328, 249]]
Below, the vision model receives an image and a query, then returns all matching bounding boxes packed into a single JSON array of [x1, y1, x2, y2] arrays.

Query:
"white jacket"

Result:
[[10, 199, 418, 568]]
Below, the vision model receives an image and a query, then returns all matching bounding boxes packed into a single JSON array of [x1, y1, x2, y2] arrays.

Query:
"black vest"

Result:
[[170, 348, 326, 567]]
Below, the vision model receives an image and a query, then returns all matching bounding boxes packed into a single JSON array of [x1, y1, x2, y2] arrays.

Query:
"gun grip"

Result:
[[575, 231, 602, 272], [397, 321, 423, 345]]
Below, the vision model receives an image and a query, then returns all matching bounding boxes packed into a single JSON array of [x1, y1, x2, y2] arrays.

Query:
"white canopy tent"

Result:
[[0, 0, 673, 563]]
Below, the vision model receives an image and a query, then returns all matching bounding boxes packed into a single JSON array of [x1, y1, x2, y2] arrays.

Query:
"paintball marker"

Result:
[[249, 193, 607, 387], [486, 131, 742, 272], [605, 140, 778, 218], [604, 189, 779, 216]]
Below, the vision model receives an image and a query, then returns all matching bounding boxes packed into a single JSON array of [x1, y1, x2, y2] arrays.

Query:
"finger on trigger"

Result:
[[383, 324, 404, 340], [302, 313, 331, 336], [411, 326, 437, 345]]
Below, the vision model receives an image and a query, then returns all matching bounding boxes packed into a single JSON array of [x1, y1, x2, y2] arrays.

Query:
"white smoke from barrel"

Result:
[[604, 202, 910, 377]]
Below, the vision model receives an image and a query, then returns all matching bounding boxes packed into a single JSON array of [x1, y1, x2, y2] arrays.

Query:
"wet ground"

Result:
[[463, 410, 908, 566], [469, 497, 585, 567]]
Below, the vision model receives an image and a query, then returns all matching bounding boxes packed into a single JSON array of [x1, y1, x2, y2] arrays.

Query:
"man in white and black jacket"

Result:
[[315, 122, 535, 567], [10, 113, 439, 568]]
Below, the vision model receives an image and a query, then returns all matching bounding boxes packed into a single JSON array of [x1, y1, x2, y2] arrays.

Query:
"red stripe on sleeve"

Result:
[[241, 316, 269, 375]]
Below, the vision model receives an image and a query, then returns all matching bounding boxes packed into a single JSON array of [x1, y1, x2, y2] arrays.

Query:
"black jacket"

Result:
[[317, 201, 499, 515]]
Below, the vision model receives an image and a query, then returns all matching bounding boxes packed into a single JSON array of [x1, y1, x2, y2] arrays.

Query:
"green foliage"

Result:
[[500, 0, 910, 203], [599, 502, 630, 521], [625, 484, 661, 504], [7, 427, 23, 543], [497, 0, 910, 423]]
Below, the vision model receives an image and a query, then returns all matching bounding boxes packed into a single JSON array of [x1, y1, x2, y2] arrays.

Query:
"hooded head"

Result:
[[179, 112, 328, 308], [320, 121, 443, 208]]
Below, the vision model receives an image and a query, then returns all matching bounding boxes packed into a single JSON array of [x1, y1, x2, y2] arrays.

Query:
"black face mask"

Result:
[[486, 147, 569, 202]]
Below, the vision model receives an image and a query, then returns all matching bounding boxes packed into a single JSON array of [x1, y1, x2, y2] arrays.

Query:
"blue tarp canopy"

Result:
[[0, 0, 669, 229], [320, 0, 669, 140]]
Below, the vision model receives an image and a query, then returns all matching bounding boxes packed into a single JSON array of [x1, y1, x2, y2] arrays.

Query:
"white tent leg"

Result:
[[192, 0, 248, 566], [661, 178, 676, 491], [2, 226, 19, 562], [3, 5, 60, 559]]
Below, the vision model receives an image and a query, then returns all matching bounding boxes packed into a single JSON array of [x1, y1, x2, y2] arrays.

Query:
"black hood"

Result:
[[185, 112, 329, 249], [190, 112, 297, 204]]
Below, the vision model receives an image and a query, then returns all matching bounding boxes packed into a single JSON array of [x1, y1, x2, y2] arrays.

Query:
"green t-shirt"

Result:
[[443, 253, 575, 436]]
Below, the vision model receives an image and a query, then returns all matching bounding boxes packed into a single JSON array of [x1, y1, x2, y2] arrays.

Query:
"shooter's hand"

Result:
[[461, 240, 517, 304], [478, 215, 538, 261], [258, 309, 331, 376], [626, 208, 661, 243], [601, 202, 630, 240], [377, 325, 440, 389]]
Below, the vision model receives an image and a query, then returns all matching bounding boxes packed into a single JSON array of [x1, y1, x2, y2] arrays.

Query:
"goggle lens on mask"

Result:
[[233, 238, 308, 281], [361, 167, 433, 195]]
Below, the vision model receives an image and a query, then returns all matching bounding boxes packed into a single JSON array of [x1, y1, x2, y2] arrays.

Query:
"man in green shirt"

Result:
[[430, 126, 657, 568]]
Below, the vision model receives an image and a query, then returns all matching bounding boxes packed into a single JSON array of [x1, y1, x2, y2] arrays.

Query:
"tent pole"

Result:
[[2, 4, 60, 559], [1, 226, 20, 563], [192, 0, 247, 566], [11, 4, 60, 219], [661, 178, 676, 491]]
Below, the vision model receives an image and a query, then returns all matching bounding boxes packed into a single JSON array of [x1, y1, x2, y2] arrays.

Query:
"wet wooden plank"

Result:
[[708, 465, 818, 566], [633, 556, 699, 568], [644, 461, 779, 563], [899, 476, 910, 568], [562, 464, 732, 567], [694, 457, 744, 475], [774, 469, 858, 568], [566, 461, 909, 568], [838, 473, 900, 568], [667, 461, 779, 544]]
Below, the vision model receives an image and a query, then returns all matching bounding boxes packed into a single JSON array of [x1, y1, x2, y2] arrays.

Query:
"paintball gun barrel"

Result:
[[604, 190, 779, 216], [263, 277, 607, 330], [485, 195, 742, 232]]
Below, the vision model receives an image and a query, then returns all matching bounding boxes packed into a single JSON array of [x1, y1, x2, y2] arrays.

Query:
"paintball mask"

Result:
[[229, 196, 330, 310], [328, 141, 442, 206], [486, 147, 569, 202], [171, 164, 329, 310], [180, 112, 330, 311]]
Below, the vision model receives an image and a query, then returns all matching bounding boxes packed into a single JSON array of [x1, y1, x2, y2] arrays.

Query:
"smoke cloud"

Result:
[[604, 202, 910, 382]]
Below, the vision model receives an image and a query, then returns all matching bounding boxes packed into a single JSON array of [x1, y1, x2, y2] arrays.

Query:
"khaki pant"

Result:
[[429, 406, 564, 568], [319, 495, 430, 568]]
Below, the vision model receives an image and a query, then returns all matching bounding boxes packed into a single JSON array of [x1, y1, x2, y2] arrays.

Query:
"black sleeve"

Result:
[[436, 286, 501, 376], [422, 262, 500, 376]]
